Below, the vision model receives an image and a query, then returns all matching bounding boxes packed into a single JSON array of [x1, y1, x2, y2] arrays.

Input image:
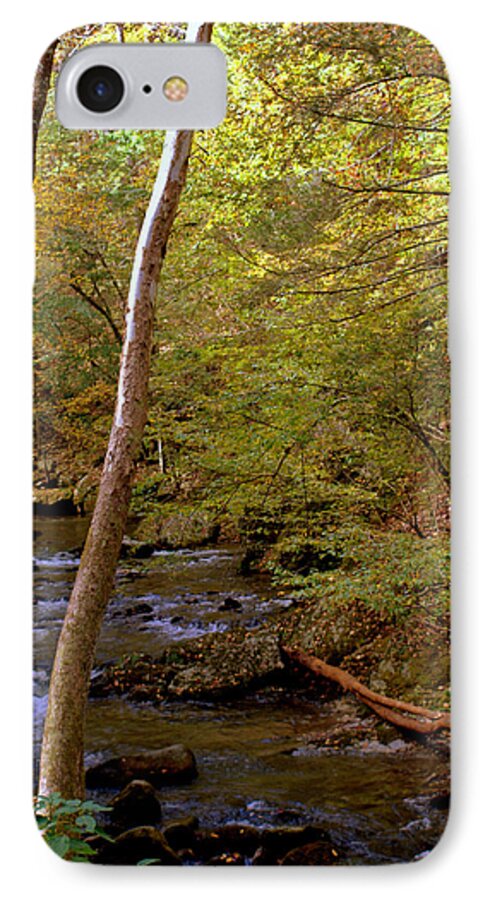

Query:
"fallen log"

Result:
[[282, 645, 450, 735]]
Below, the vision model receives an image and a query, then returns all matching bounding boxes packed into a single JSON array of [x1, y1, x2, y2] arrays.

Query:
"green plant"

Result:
[[269, 526, 450, 626], [35, 793, 113, 861]]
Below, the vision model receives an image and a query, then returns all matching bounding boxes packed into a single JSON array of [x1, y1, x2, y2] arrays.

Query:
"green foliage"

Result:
[[129, 472, 173, 516], [35, 793, 113, 862], [271, 526, 449, 625], [34, 23, 450, 622]]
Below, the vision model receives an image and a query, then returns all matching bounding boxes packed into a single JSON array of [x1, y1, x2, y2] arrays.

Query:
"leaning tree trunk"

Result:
[[39, 22, 213, 799]]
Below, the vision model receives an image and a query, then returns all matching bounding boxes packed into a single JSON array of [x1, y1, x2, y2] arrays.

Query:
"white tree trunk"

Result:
[[38, 22, 213, 799]]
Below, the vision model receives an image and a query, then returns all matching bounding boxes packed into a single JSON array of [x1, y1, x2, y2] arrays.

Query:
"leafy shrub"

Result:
[[269, 526, 450, 625], [35, 793, 113, 862], [272, 534, 343, 574]]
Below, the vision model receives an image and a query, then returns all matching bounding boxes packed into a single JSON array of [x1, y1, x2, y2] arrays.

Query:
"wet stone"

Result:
[[162, 815, 199, 850], [167, 631, 284, 700], [111, 780, 162, 829], [86, 744, 197, 788], [127, 684, 156, 702], [192, 823, 333, 864], [124, 602, 154, 618], [279, 840, 342, 866], [218, 596, 242, 612], [120, 537, 156, 560], [429, 793, 450, 811], [196, 824, 261, 857], [99, 826, 181, 866]]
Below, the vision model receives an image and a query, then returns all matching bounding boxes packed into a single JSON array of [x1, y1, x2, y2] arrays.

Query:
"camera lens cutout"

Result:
[[76, 66, 124, 113]]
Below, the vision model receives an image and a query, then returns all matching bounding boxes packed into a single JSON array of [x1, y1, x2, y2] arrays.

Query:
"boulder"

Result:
[[194, 825, 261, 859], [162, 815, 199, 851], [192, 823, 332, 864], [279, 840, 341, 865], [90, 629, 285, 704], [429, 792, 450, 811], [102, 826, 181, 865], [127, 685, 156, 702], [167, 632, 284, 700], [86, 744, 197, 788], [111, 780, 161, 829], [218, 597, 242, 612], [260, 825, 332, 856], [120, 537, 155, 560], [123, 602, 154, 618]]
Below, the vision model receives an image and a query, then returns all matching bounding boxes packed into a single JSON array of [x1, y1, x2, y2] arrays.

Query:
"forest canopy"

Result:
[[34, 22, 449, 587]]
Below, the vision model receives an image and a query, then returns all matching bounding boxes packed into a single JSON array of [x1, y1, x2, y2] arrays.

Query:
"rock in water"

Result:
[[123, 602, 154, 618], [120, 536, 156, 559], [167, 632, 284, 699], [191, 823, 332, 864], [279, 841, 342, 865], [111, 780, 162, 828], [86, 744, 197, 787], [100, 826, 181, 865], [162, 815, 199, 850], [218, 596, 242, 611]]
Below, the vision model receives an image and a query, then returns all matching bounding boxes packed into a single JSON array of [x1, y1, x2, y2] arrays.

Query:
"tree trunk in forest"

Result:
[[38, 22, 213, 799], [33, 39, 58, 178], [282, 646, 450, 735]]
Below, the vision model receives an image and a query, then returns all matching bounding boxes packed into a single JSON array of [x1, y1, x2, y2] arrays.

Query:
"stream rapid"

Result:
[[33, 517, 448, 864]]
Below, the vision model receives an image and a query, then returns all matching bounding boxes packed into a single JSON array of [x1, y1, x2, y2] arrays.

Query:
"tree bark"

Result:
[[38, 22, 213, 799], [33, 39, 58, 178], [282, 646, 450, 735]]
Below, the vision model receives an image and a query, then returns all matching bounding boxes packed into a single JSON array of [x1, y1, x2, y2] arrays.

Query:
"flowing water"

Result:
[[33, 517, 448, 864]]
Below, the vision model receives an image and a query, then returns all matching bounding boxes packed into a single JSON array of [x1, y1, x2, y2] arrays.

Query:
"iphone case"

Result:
[[33, 22, 450, 865]]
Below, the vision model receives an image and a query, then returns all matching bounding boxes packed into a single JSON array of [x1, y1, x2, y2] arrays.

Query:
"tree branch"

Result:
[[282, 646, 450, 735], [69, 282, 123, 345]]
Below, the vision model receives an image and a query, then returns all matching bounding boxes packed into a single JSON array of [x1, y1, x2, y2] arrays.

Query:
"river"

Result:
[[33, 517, 448, 864]]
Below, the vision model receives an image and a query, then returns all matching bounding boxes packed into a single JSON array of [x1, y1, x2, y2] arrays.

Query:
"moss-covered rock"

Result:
[[167, 630, 284, 699], [91, 629, 284, 703]]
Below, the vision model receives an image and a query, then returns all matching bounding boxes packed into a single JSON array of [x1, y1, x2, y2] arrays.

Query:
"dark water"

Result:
[[33, 518, 448, 864]]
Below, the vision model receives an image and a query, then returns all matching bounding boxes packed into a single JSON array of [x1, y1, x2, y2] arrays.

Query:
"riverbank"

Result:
[[88, 577, 450, 726]]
